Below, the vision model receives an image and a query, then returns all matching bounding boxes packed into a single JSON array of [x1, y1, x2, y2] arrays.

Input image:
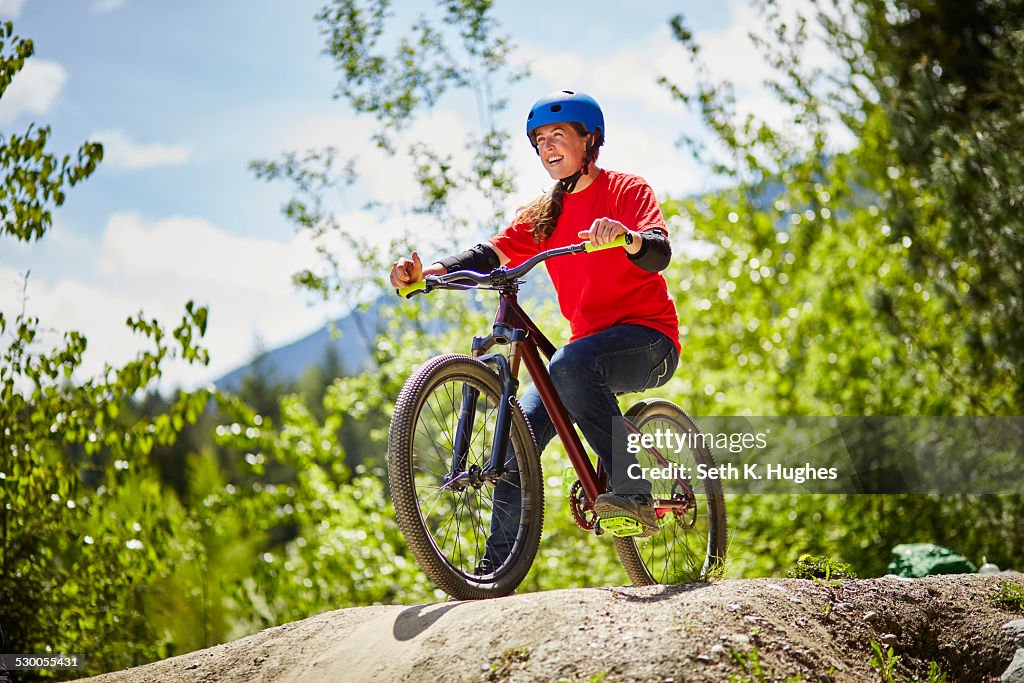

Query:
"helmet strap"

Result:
[[559, 133, 598, 194], [558, 171, 583, 194]]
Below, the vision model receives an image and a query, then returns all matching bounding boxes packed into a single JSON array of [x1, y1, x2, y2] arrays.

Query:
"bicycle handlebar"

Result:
[[581, 232, 631, 253], [396, 233, 631, 298]]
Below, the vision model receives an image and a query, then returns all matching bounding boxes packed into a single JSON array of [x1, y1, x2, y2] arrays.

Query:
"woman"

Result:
[[389, 90, 679, 570]]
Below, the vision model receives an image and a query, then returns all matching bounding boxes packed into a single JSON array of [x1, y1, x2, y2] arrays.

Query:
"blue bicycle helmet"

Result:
[[525, 90, 604, 149], [526, 90, 604, 193]]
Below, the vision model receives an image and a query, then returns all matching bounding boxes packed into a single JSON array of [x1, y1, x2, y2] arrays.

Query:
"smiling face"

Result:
[[531, 122, 590, 180]]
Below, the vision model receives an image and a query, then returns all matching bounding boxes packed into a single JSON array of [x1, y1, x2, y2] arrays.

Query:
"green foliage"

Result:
[[0, 22, 103, 243], [786, 554, 856, 580], [661, 0, 1024, 417], [838, 0, 1024, 411], [209, 388, 441, 623], [726, 493, 1024, 579], [485, 646, 530, 682], [870, 640, 902, 683], [729, 644, 804, 683], [1, 20, 212, 678], [926, 661, 948, 683], [253, 0, 527, 305], [867, 639, 949, 682], [990, 581, 1024, 612], [0, 300, 213, 674], [655, 0, 1024, 579]]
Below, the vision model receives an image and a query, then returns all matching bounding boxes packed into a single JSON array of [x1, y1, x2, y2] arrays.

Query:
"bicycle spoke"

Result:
[[418, 382, 492, 563], [422, 392, 455, 458]]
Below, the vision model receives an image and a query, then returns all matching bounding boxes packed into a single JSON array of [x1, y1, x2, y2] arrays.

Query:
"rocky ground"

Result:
[[83, 574, 1024, 682]]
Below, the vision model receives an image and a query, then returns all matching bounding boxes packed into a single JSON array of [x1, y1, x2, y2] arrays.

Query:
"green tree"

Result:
[[662, 0, 1024, 417], [836, 0, 1024, 413], [210, 389, 440, 621], [1, 22, 100, 242], [1, 22, 212, 676], [657, 0, 1024, 576], [251, 0, 527, 304]]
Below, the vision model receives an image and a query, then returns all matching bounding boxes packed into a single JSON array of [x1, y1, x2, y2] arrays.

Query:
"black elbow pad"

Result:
[[627, 230, 672, 272], [436, 243, 500, 274]]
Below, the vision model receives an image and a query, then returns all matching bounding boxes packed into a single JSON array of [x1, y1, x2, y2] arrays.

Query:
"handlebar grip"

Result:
[[583, 233, 631, 253], [396, 280, 426, 298]]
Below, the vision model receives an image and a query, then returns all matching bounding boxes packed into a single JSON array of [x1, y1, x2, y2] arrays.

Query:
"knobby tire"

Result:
[[388, 354, 543, 600]]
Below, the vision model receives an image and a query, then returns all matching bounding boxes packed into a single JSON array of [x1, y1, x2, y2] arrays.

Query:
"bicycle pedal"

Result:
[[599, 515, 644, 538]]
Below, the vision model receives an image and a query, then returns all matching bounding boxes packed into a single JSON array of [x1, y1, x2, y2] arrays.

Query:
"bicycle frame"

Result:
[[452, 283, 694, 520]]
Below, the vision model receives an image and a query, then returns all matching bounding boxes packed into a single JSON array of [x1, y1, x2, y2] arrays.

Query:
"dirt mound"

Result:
[[84, 574, 1020, 682]]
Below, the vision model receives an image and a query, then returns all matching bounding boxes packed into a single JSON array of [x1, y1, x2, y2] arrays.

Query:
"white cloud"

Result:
[[92, 213, 331, 385], [93, 0, 127, 12], [522, 32, 692, 116], [0, 208, 458, 389], [523, 5, 773, 115], [280, 107, 478, 211], [601, 122, 703, 197], [95, 211, 330, 316], [0, 0, 26, 18], [0, 220, 98, 290], [523, 0, 852, 177], [1, 213, 337, 389], [0, 59, 66, 124], [90, 129, 192, 170]]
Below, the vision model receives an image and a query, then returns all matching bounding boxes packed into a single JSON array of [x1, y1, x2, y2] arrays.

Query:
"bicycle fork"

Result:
[[445, 348, 520, 488]]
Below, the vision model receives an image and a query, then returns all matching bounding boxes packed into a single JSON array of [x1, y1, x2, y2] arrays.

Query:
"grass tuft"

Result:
[[786, 554, 856, 581], [990, 581, 1024, 611]]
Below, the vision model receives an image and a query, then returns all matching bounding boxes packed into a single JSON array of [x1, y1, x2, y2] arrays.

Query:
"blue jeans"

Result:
[[484, 324, 679, 566]]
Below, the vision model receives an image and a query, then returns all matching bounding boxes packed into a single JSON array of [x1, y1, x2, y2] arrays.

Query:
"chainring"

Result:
[[568, 479, 598, 531]]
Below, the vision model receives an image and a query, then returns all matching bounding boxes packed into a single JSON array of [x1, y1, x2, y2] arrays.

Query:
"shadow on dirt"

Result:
[[393, 602, 467, 641], [600, 581, 713, 604]]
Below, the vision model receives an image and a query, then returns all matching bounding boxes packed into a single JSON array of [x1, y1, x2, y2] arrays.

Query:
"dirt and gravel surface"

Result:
[[84, 573, 1021, 682]]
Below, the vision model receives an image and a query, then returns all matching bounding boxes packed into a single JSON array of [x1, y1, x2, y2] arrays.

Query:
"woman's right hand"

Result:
[[389, 251, 424, 289]]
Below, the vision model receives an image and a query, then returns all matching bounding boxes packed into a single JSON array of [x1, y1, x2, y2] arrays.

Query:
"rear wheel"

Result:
[[613, 399, 727, 585], [388, 354, 543, 599]]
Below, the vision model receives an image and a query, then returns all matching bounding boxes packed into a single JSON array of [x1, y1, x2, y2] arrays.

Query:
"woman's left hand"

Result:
[[579, 219, 641, 254]]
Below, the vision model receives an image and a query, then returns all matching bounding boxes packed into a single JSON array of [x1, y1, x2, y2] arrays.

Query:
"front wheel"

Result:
[[388, 354, 543, 600], [613, 399, 727, 585]]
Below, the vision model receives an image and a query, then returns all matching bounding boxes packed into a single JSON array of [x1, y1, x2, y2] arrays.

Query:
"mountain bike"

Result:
[[389, 235, 727, 600]]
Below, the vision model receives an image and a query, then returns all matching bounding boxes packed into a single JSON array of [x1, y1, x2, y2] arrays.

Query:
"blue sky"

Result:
[[1, 0, 826, 388]]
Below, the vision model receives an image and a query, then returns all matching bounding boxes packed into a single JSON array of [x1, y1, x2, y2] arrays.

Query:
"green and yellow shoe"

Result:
[[593, 493, 659, 538]]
